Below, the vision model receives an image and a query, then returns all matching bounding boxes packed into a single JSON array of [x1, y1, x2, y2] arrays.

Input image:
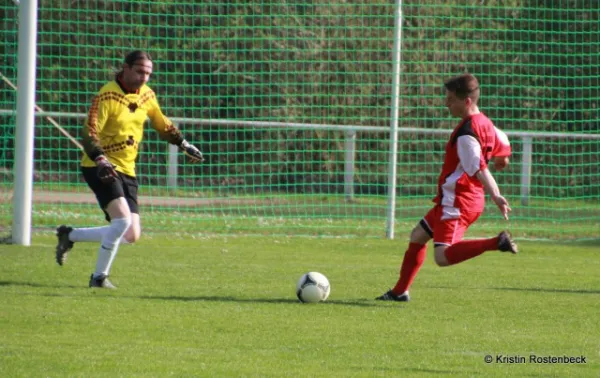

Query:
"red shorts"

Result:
[[420, 205, 481, 247]]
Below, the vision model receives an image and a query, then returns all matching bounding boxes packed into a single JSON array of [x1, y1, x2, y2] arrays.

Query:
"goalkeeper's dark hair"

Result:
[[124, 50, 152, 66], [444, 73, 480, 104], [116, 51, 153, 76]]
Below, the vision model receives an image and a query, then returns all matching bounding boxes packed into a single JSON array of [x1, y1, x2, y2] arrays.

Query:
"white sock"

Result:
[[69, 226, 108, 242], [70, 226, 131, 244], [93, 217, 132, 278]]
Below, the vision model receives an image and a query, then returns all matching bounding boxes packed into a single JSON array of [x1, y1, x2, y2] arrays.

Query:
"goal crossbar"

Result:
[[1, 109, 599, 139]]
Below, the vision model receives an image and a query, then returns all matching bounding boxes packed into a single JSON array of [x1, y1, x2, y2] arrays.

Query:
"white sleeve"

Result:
[[494, 126, 510, 146], [493, 126, 512, 156], [457, 135, 482, 177]]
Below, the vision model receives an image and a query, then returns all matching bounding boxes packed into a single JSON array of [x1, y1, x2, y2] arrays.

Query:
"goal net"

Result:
[[1, 1, 598, 240]]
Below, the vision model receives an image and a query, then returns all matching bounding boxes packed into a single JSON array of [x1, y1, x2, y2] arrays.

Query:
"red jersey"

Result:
[[433, 113, 498, 213]]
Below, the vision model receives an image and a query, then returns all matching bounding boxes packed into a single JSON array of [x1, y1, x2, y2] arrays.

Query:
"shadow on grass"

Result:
[[4, 280, 598, 299], [491, 287, 600, 295], [21, 278, 597, 300], [427, 285, 600, 295], [0, 281, 385, 306], [0, 280, 82, 289], [138, 295, 383, 307]]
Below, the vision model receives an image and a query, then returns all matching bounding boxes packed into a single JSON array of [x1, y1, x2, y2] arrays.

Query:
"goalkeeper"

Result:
[[54, 50, 203, 289]]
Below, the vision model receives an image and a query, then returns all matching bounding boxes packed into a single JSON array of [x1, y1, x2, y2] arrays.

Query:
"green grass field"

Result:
[[1, 234, 599, 377]]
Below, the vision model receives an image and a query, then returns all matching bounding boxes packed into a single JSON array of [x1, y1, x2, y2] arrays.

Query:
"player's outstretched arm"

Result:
[[476, 168, 511, 220], [179, 139, 204, 163], [156, 125, 204, 163], [147, 101, 204, 163]]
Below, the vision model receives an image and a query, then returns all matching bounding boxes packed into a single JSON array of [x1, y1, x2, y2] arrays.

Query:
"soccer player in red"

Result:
[[376, 73, 518, 302]]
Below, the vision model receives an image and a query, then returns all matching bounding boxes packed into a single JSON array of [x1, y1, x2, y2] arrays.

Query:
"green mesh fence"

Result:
[[1, 1, 598, 239], [0, 2, 17, 239]]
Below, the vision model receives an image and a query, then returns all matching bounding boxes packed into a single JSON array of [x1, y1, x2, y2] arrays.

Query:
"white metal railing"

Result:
[[2, 108, 600, 208]]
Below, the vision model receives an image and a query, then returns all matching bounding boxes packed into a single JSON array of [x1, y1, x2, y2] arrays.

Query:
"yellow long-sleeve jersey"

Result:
[[81, 80, 183, 177]]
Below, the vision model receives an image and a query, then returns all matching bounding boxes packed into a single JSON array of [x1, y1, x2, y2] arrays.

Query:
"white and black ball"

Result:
[[296, 272, 330, 303]]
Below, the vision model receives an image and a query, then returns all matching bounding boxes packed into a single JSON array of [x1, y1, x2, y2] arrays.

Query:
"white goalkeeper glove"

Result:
[[180, 140, 204, 163]]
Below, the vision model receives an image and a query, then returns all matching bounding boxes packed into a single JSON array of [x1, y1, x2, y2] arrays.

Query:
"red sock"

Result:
[[443, 237, 499, 265], [392, 243, 427, 295]]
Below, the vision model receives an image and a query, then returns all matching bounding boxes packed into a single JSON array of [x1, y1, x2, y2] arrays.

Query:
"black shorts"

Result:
[[81, 167, 139, 222]]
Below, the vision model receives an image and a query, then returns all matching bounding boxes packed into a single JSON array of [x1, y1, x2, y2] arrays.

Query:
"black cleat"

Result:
[[55, 225, 74, 266], [376, 289, 410, 302], [89, 274, 117, 289], [498, 231, 518, 254]]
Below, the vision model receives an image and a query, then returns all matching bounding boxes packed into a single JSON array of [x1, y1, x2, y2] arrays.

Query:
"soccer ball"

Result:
[[296, 272, 330, 303]]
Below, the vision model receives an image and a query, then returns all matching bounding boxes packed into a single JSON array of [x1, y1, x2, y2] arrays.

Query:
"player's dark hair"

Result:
[[444, 74, 480, 103], [116, 50, 152, 78], [124, 50, 152, 66]]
